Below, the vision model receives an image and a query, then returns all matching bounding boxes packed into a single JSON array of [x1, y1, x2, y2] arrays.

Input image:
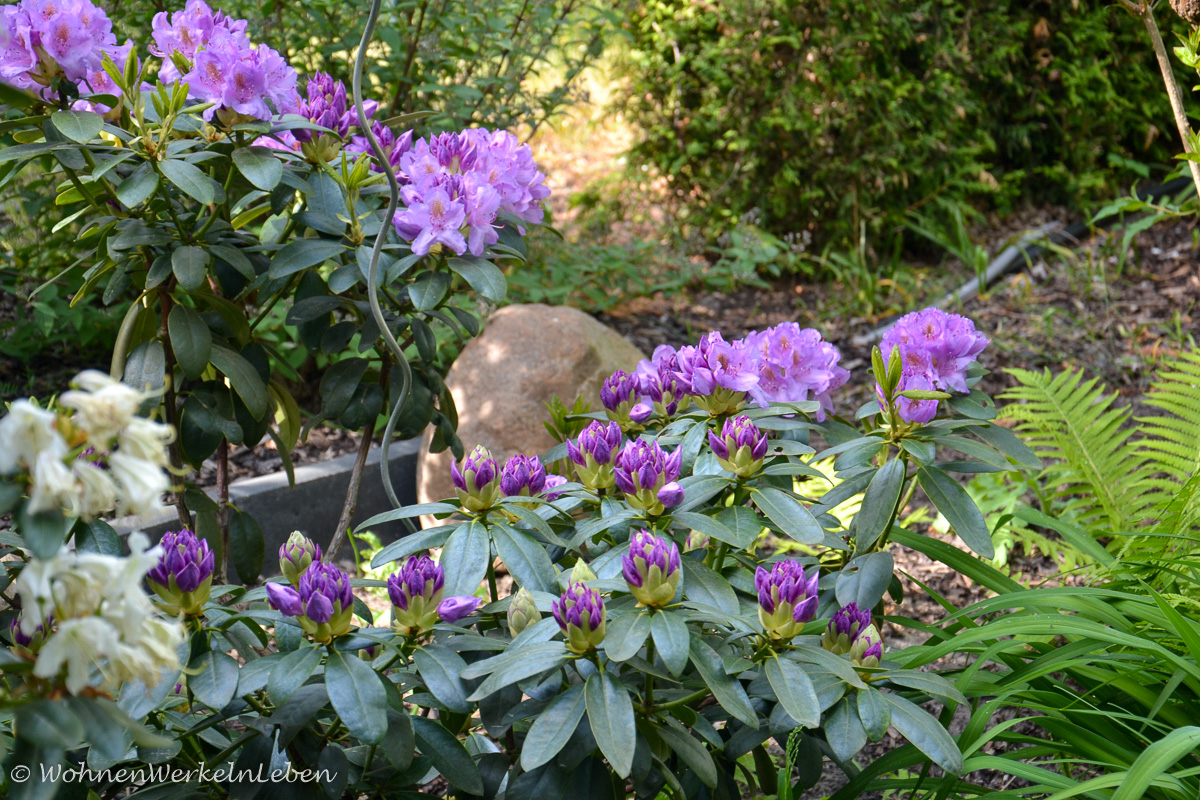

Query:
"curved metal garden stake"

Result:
[[323, 0, 419, 564]]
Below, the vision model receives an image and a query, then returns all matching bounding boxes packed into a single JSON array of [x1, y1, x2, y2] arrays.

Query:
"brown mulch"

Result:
[[192, 426, 364, 490]]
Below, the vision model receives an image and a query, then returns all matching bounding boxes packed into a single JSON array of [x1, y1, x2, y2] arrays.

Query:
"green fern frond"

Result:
[[1139, 350, 1200, 482], [1000, 367, 1162, 532]]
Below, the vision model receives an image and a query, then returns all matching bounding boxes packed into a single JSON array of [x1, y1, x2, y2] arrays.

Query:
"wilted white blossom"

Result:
[[0, 401, 66, 474], [59, 370, 145, 445], [14, 533, 185, 695]]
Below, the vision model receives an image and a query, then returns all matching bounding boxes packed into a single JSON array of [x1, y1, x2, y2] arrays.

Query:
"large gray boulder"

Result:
[[416, 304, 645, 508]]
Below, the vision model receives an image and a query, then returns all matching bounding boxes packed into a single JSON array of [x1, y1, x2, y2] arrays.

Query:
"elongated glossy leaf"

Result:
[[359, 503, 458, 532], [855, 457, 904, 550], [115, 162, 159, 207], [916, 466, 993, 558], [325, 650, 388, 744], [886, 693, 963, 775], [765, 655, 819, 728], [368, 525, 454, 567], [681, 557, 738, 615], [492, 522, 557, 593], [268, 238, 347, 279], [658, 720, 718, 788], [448, 257, 506, 302], [835, 551, 894, 611], [521, 685, 586, 771], [466, 642, 568, 701], [1112, 726, 1200, 800], [51, 109, 102, 143], [232, 146, 283, 191], [972, 422, 1041, 469], [413, 645, 471, 714], [168, 303, 212, 380], [604, 611, 651, 662], [160, 158, 215, 204], [440, 519, 490, 597], [672, 510, 742, 548], [189, 650, 239, 710], [878, 670, 965, 706], [209, 345, 268, 420], [651, 609, 690, 676], [585, 670, 635, 778], [171, 245, 210, 291], [824, 698, 868, 762], [412, 716, 484, 795], [752, 486, 823, 544], [267, 644, 321, 705], [689, 639, 757, 728], [857, 686, 891, 741]]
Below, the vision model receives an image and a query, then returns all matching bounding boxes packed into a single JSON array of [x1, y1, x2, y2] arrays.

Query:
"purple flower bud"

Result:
[[629, 402, 653, 424], [499, 453, 547, 497], [824, 603, 883, 670], [566, 420, 622, 490], [601, 370, 643, 430], [437, 595, 482, 623], [268, 562, 355, 643], [613, 438, 683, 515], [543, 474, 568, 501], [755, 560, 820, 640], [708, 415, 769, 477], [451, 445, 501, 512], [10, 613, 49, 652], [657, 481, 684, 508], [622, 530, 681, 607], [552, 582, 606, 653], [635, 347, 687, 417], [147, 529, 215, 616], [388, 555, 445, 635], [266, 581, 303, 617]]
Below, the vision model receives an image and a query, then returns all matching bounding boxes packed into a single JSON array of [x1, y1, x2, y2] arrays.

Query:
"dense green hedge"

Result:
[[616, 0, 1185, 251]]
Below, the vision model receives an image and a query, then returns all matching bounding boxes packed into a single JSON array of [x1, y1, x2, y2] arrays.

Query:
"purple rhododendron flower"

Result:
[[437, 595, 481, 623], [390, 128, 548, 257], [879, 307, 989, 423], [567, 420, 622, 468], [552, 582, 606, 652], [268, 562, 353, 626], [499, 453, 547, 497], [613, 438, 684, 513], [543, 473, 568, 501], [147, 529, 215, 594], [756, 560, 819, 640], [742, 322, 849, 421], [347, 122, 413, 173], [0, 0, 127, 102]]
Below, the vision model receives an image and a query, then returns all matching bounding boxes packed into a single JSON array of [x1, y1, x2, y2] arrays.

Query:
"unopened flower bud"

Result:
[[600, 371, 642, 431], [267, 562, 355, 644], [146, 529, 215, 617], [570, 560, 597, 584], [622, 530, 681, 608], [822, 602, 873, 656], [613, 438, 683, 516], [499, 453, 547, 498], [507, 587, 541, 635], [552, 582, 606, 654], [850, 624, 883, 671], [755, 560, 819, 641], [685, 530, 710, 552], [438, 595, 482, 624], [279, 531, 321, 586], [9, 613, 50, 655], [708, 415, 769, 477], [451, 445, 501, 512], [567, 420, 623, 491], [387, 555, 444, 636]]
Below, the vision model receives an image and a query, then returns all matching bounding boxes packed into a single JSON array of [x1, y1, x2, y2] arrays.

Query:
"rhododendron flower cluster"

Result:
[[392, 129, 549, 257], [0, 370, 172, 519], [627, 322, 848, 420], [0, 0, 130, 102], [152, 0, 298, 122], [879, 307, 989, 423], [12, 532, 185, 695]]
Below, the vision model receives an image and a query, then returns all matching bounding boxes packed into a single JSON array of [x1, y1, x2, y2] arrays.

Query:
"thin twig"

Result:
[[1139, 1, 1200, 198], [323, 415, 378, 564]]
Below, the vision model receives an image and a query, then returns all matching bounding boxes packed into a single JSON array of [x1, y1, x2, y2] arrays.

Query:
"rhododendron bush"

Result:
[[0, 0, 1044, 796]]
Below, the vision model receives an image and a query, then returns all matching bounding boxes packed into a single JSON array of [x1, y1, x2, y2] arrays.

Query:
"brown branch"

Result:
[[217, 439, 230, 584], [159, 288, 192, 532], [1140, 1, 1200, 198]]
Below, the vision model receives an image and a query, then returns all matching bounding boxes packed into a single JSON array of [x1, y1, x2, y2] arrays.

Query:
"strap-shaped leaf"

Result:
[[521, 685, 586, 771], [325, 650, 388, 745], [916, 466, 993, 558], [584, 669, 636, 778]]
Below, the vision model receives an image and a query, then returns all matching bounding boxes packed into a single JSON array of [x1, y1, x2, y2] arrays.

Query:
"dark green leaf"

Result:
[[189, 650, 239, 710], [229, 509, 264, 583], [439, 519, 490, 597], [855, 457, 904, 550], [15, 700, 84, 749], [752, 486, 823, 544], [168, 303, 212, 380], [268, 238, 347, 279], [466, 642, 569, 701], [160, 158, 216, 204], [916, 466, 993, 558], [326, 650, 388, 744], [51, 109, 103, 143], [824, 698, 867, 761], [651, 610, 690, 676], [689, 639, 757, 728], [268, 644, 322, 705], [584, 670, 636, 778], [521, 685, 586, 771], [209, 345, 268, 420], [411, 716, 484, 795], [765, 655, 819, 729], [857, 686, 891, 741], [319, 357, 369, 420], [448, 257, 507, 302], [681, 557, 739, 615], [657, 720, 718, 788], [491, 522, 557, 593], [408, 271, 450, 311], [603, 611, 651, 662], [835, 552, 894, 611], [115, 162, 159, 207], [885, 694, 963, 775], [232, 146, 283, 191], [672, 510, 742, 548], [413, 645, 471, 714]]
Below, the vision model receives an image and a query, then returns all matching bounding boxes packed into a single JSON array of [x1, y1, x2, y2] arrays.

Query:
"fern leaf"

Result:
[[1000, 367, 1161, 532], [1138, 350, 1200, 482]]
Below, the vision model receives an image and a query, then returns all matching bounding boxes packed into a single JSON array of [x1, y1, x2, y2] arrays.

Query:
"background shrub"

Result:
[[615, 0, 1185, 254]]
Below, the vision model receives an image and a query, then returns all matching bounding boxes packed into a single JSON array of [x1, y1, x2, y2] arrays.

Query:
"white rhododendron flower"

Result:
[[0, 400, 66, 474], [15, 533, 184, 695], [27, 452, 79, 514], [59, 370, 145, 445]]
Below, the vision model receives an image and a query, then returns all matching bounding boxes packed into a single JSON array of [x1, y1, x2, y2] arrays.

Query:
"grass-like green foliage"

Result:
[[615, 0, 1183, 254], [834, 531, 1200, 800]]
